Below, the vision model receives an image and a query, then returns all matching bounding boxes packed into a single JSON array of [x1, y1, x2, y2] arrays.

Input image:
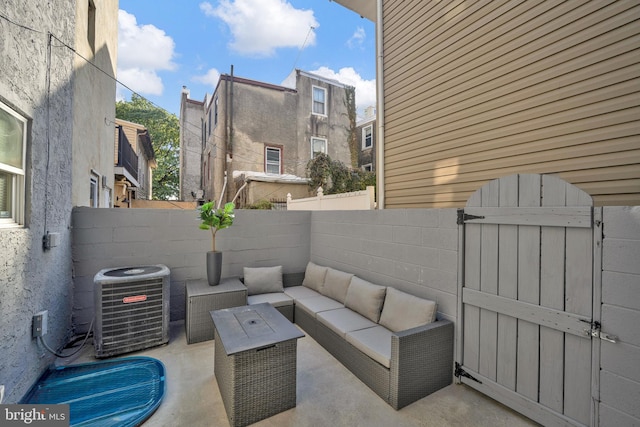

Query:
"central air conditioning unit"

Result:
[[94, 264, 170, 358]]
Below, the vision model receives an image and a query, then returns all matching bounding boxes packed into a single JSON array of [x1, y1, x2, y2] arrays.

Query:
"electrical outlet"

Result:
[[33, 311, 48, 337]]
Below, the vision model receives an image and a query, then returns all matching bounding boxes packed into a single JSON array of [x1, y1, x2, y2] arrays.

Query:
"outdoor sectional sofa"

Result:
[[242, 262, 454, 410]]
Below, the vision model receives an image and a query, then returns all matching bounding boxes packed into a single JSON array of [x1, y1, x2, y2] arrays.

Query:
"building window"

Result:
[[0, 101, 26, 227], [362, 164, 373, 172], [89, 174, 99, 208], [312, 86, 326, 116], [208, 108, 212, 136], [265, 146, 281, 174], [214, 96, 219, 126], [311, 137, 327, 159], [362, 124, 373, 149]]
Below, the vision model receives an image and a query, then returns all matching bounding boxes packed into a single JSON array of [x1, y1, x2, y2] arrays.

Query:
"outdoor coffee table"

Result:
[[210, 303, 304, 427]]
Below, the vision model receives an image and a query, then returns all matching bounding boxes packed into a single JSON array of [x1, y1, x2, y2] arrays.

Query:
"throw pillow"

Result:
[[321, 268, 354, 304], [344, 277, 387, 323], [302, 261, 327, 293], [379, 287, 437, 332], [243, 266, 283, 296]]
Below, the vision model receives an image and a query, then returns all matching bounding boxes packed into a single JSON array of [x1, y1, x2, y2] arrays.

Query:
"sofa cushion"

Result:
[[243, 266, 284, 296], [321, 268, 354, 304], [296, 295, 344, 318], [302, 262, 327, 293], [247, 292, 293, 308], [283, 285, 321, 301], [344, 277, 387, 323], [346, 326, 392, 368], [317, 308, 377, 338], [379, 287, 437, 333]]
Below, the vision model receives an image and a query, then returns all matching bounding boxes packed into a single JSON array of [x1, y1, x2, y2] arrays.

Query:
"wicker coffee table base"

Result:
[[214, 327, 298, 427]]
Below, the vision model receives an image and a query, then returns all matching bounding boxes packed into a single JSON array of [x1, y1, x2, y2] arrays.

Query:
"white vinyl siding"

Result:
[[382, 0, 640, 208]]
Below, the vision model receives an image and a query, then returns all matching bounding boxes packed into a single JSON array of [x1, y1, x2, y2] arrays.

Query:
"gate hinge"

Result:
[[582, 320, 617, 343], [454, 362, 482, 384], [457, 209, 485, 225]]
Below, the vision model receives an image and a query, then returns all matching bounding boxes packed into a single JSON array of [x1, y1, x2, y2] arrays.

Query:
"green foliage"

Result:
[[198, 201, 235, 252], [247, 200, 273, 210], [116, 94, 180, 200], [306, 153, 376, 195], [343, 86, 358, 168]]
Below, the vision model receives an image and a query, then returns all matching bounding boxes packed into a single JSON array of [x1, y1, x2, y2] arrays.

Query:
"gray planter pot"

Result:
[[207, 251, 223, 286]]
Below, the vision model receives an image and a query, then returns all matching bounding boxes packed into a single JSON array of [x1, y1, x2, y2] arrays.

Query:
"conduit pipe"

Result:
[[375, 0, 385, 209]]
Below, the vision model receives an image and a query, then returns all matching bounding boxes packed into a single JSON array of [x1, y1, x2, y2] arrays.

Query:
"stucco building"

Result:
[[0, 0, 118, 403], [179, 69, 355, 207], [357, 105, 376, 172]]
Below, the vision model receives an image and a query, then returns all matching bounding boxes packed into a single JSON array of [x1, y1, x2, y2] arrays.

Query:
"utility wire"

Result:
[[290, 26, 315, 74], [0, 12, 177, 119]]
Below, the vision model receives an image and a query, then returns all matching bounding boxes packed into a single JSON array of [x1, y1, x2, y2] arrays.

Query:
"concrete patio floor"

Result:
[[61, 321, 540, 427]]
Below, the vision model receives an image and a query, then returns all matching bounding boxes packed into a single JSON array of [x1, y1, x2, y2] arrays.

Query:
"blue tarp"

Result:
[[21, 357, 165, 427]]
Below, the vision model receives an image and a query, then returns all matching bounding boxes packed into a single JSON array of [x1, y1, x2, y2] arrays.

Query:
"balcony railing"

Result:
[[116, 126, 138, 182]]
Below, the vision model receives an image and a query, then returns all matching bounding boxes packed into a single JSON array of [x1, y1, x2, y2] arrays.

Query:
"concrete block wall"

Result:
[[71, 208, 311, 331], [600, 206, 640, 425], [310, 209, 459, 321]]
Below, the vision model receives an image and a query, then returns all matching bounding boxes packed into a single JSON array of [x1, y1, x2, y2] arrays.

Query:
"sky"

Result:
[[116, 0, 376, 119]]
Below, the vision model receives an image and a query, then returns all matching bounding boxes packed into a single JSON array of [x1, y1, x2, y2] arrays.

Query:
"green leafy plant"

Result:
[[306, 153, 376, 195], [198, 201, 235, 252]]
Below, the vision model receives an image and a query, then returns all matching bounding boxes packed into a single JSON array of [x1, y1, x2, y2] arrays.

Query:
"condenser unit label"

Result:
[[123, 295, 147, 304]]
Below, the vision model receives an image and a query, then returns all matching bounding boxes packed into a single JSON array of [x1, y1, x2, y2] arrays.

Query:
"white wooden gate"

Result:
[[456, 174, 604, 427]]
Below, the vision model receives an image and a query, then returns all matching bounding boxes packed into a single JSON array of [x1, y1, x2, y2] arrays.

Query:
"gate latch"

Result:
[[584, 321, 617, 343]]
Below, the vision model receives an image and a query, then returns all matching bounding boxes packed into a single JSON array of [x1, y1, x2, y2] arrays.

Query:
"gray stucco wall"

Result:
[[600, 206, 640, 425], [0, 2, 76, 404], [71, 208, 312, 330], [179, 94, 205, 202]]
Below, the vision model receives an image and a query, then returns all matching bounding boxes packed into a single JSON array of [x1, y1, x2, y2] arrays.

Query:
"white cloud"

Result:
[[117, 10, 176, 96], [347, 27, 366, 49], [192, 68, 221, 88], [200, 0, 319, 57], [117, 68, 165, 96], [309, 66, 376, 118]]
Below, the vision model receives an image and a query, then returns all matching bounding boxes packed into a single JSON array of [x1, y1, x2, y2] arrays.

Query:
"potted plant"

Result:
[[198, 201, 235, 285]]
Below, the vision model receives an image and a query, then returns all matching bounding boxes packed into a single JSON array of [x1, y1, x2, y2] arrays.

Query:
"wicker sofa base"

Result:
[[301, 311, 454, 410], [274, 304, 294, 323], [315, 320, 391, 402]]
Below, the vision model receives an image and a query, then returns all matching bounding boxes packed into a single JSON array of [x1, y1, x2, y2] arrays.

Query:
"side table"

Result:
[[185, 278, 247, 344], [211, 303, 304, 427]]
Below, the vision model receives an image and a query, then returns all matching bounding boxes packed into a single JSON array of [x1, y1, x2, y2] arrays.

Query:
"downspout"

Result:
[[228, 65, 234, 203], [375, 0, 385, 209]]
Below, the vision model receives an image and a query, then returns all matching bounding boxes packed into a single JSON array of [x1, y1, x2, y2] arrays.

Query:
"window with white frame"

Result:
[[311, 137, 327, 159], [362, 163, 373, 172], [362, 124, 373, 149], [265, 146, 281, 174], [89, 174, 99, 208], [0, 101, 26, 226], [312, 86, 326, 116]]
